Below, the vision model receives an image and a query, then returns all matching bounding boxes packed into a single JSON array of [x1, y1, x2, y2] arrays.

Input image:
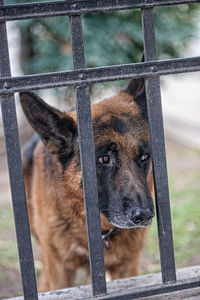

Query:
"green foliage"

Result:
[[6, 1, 199, 74]]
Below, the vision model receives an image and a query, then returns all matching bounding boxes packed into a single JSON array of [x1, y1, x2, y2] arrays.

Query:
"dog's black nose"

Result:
[[131, 208, 154, 225]]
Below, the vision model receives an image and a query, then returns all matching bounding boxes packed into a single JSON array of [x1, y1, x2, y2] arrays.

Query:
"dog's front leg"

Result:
[[38, 247, 76, 292]]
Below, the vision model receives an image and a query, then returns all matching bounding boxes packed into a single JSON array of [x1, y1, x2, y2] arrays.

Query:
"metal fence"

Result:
[[0, 0, 200, 299]]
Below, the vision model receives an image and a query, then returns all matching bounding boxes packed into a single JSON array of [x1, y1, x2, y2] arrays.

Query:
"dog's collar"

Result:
[[102, 227, 120, 251]]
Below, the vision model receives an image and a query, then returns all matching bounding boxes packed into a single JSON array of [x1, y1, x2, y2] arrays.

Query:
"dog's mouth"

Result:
[[106, 211, 154, 229], [110, 219, 153, 229]]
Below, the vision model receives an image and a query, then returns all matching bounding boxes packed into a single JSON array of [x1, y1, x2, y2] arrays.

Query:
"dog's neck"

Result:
[[102, 227, 120, 251]]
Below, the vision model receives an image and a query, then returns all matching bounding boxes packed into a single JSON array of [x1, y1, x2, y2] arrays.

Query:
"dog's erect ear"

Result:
[[20, 91, 77, 163], [125, 78, 148, 120]]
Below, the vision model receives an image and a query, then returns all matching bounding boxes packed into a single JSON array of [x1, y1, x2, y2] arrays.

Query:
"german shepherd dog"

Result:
[[20, 78, 154, 292]]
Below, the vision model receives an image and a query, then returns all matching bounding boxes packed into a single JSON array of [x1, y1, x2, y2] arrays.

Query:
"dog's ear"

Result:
[[125, 78, 148, 120], [20, 91, 77, 162]]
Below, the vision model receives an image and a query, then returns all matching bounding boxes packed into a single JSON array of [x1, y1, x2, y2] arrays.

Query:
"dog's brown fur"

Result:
[[20, 78, 154, 292]]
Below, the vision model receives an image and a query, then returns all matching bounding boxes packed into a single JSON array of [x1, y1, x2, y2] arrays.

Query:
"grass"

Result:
[[0, 204, 22, 298], [144, 148, 200, 273], [0, 204, 19, 270], [170, 171, 200, 267]]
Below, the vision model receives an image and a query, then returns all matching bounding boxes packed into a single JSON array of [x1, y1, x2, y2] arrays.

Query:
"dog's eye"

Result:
[[99, 155, 110, 164], [140, 153, 149, 161]]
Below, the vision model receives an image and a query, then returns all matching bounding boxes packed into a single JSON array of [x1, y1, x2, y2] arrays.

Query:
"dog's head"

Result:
[[20, 78, 154, 229]]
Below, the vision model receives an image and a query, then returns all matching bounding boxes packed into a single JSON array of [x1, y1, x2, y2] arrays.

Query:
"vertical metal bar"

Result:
[[69, 15, 107, 296], [142, 8, 176, 284], [0, 1, 38, 298]]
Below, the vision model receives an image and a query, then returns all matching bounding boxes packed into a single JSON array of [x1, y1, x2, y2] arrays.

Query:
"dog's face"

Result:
[[93, 115, 154, 229], [20, 78, 154, 229]]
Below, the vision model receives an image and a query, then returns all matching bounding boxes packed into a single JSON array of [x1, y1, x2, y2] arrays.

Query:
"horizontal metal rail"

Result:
[[0, 0, 200, 21], [94, 277, 200, 299], [0, 57, 199, 95]]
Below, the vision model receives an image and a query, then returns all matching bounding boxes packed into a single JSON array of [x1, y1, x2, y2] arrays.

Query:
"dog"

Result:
[[20, 77, 155, 292]]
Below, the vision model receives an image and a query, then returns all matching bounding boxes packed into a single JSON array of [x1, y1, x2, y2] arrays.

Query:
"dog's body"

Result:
[[20, 78, 154, 292]]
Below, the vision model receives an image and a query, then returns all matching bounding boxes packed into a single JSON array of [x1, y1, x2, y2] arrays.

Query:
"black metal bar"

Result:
[[142, 8, 176, 283], [70, 15, 107, 297], [0, 1, 38, 299], [0, 57, 199, 95], [0, 0, 200, 21], [95, 277, 200, 300], [70, 15, 85, 69]]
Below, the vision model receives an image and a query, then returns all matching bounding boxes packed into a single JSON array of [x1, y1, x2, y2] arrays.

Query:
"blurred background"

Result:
[[0, 2, 200, 298]]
